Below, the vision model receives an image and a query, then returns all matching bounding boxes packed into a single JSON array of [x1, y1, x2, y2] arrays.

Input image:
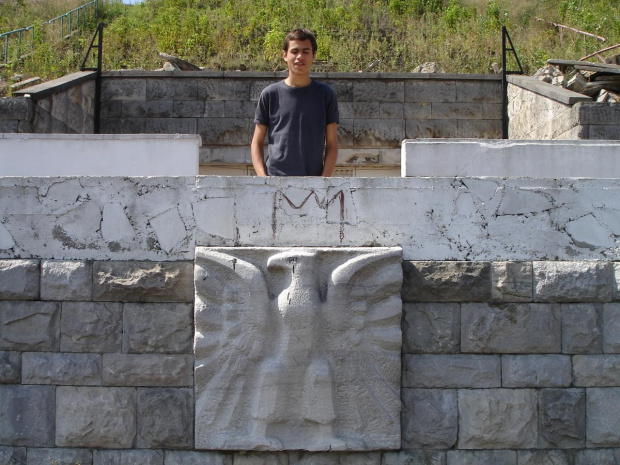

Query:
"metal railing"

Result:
[[0, 0, 99, 65]]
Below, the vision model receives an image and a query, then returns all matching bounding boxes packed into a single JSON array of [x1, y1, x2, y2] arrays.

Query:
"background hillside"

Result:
[[1, 0, 619, 94]]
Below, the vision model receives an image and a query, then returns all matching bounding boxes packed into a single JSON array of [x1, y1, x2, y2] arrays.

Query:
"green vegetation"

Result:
[[1, 0, 619, 95]]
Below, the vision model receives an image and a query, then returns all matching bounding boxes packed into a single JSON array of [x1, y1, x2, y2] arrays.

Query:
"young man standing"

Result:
[[251, 29, 339, 177]]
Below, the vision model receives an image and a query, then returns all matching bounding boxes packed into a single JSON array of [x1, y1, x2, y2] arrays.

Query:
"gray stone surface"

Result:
[[614, 262, 620, 301], [502, 355, 571, 388], [93, 449, 164, 465], [403, 354, 500, 388], [383, 451, 446, 465], [562, 303, 602, 354], [402, 389, 457, 449], [123, 303, 193, 353], [137, 388, 193, 449], [461, 303, 561, 353], [539, 388, 585, 448], [0, 385, 55, 446], [402, 261, 491, 302], [0, 351, 20, 384], [446, 450, 516, 465], [518, 450, 573, 465], [22, 352, 101, 385], [41, 260, 93, 301], [0, 259, 39, 300], [603, 303, 620, 352], [93, 261, 194, 302], [534, 261, 613, 302], [575, 449, 620, 465], [402, 303, 460, 354], [586, 387, 620, 447], [231, 452, 290, 465], [458, 389, 538, 449], [0, 301, 59, 351], [491, 261, 532, 302], [56, 386, 136, 448], [573, 354, 620, 386], [286, 452, 340, 465], [0, 446, 26, 465], [338, 453, 382, 465], [27, 448, 93, 465], [102, 354, 193, 386], [61, 302, 122, 353], [164, 451, 232, 465]]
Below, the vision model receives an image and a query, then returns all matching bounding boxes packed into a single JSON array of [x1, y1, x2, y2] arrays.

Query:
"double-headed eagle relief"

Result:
[[194, 247, 403, 451]]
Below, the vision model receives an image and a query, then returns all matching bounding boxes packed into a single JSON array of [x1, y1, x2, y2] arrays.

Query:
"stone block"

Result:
[[405, 119, 458, 138], [533, 261, 613, 302], [0, 301, 59, 351], [0, 98, 33, 120], [539, 388, 585, 448], [0, 447, 26, 465], [231, 452, 290, 465], [573, 355, 620, 386], [446, 450, 516, 465], [338, 453, 382, 465], [148, 78, 203, 100], [201, 79, 250, 100], [123, 303, 193, 353], [93, 261, 193, 302], [27, 448, 93, 465], [194, 247, 402, 451], [61, 302, 122, 353], [56, 386, 136, 448], [0, 385, 55, 446], [586, 387, 620, 447], [93, 449, 164, 465], [197, 117, 250, 145], [22, 352, 101, 385], [574, 449, 620, 465], [402, 303, 460, 354], [99, 117, 146, 133], [517, 451, 573, 465], [432, 103, 485, 120], [403, 354, 500, 388], [491, 261, 532, 302], [122, 100, 174, 118], [0, 259, 39, 300], [604, 303, 620, 352], [456, 80, 502, 103], [102, 354, 193, 386], [456, 119, 502, 139], [137, 388, 193, 449], [502, 355, 571, 388], [458, 389, 538, 449], [165, 451, 232, 465], [461, 303, 561, 353], [405, 80, 456, 103], [352, 81, 404, 103], [174, 100, 205, 117], [402, 261, 491, 302], [353, 119, 405, 147], [41, 260, 93, 301], [562, 303, 602, 354], [101, 78, 146, 100], [383, 450, 446, 465], [0, 351, 20, 384], [403, 102, 432, 119], [402, 389, 457, 449], [145, 117, 197, 135]]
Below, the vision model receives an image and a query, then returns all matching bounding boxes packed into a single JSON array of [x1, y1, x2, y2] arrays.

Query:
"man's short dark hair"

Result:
[[283, 29, 317, 54]]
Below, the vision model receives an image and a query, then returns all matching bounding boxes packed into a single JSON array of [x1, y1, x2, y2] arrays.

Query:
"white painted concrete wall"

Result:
[[0, 134, 201, 176], [402, 139, 620, 178]]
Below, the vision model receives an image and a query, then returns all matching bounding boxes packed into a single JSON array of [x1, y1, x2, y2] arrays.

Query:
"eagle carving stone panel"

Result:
[[194, 247, 403, 451]]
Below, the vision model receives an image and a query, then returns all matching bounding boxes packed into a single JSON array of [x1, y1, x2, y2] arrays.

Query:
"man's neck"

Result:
[[284, 75, 312, 88]]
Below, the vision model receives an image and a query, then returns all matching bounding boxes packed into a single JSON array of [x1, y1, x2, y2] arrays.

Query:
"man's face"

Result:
[[283, 39, 315, 76]]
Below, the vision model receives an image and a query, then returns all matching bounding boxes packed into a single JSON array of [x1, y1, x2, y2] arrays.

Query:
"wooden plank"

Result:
[[548, 59, 620, 74]]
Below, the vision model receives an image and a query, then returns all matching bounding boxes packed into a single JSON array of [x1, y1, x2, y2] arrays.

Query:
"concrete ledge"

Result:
[[401, 139, 620, 178], [12, 71, 97, 100], [507, 75, 591, 105]]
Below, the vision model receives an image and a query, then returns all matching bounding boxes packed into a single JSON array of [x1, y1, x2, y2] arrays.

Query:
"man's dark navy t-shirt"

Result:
[[254, 80, 339, 176]]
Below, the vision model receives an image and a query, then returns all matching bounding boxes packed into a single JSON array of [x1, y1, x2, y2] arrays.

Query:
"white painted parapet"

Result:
[[0, 133, 201, 176], [401, 139, 620, 178]]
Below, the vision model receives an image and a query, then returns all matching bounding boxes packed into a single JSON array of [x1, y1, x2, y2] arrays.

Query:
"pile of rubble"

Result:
[[534, 55, 620, 102]]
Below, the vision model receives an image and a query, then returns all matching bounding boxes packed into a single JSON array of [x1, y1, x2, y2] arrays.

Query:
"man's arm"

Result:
[[251, 123, 268, 176], [322, 122, 339, 177]]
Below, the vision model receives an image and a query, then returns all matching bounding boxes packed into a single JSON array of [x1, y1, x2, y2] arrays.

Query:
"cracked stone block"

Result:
[[502, 355, 571, 388], [56, 386, 136, 448], [165, 451, 233, 465], [27, 448, 93, 465], [539, 389, 585, 448], [402, 261, 491, 302], [137, 388, 193, 449], [22, 352, 101, 385], [0, 385, 55, 446], [402, 303, 459, 354], [603, 303, 620, 353], [0, 351, 20, 384], [194, 247, 402, 451], [0, 259, 39, 300], [586, 387, 620, 447], [402, 389, 457, 449], [403, 354, 500, 388], [41, 260, 93, 301], [61, 302, 122, 353], [383, 451, 445, 465], [102, 354, 193, 386], [0, 301, 60, 351], [123, 303, 193, 353], [491, 261, 532, 302], [446, 450, 517, 465], [573, 355, 620, 387], [461, 303, 561, 353], [93, 261, 193, 302], [0, 447, 26, 465], [533, 261, 613, 302], [518, 450, 573, 465], [562, 303, 602, 354], [93, 449, 164, 465], [458, 389, 538, 449]]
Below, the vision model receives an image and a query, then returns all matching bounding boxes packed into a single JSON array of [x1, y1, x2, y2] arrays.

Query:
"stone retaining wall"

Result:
[[2, 258, 620, 464]]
